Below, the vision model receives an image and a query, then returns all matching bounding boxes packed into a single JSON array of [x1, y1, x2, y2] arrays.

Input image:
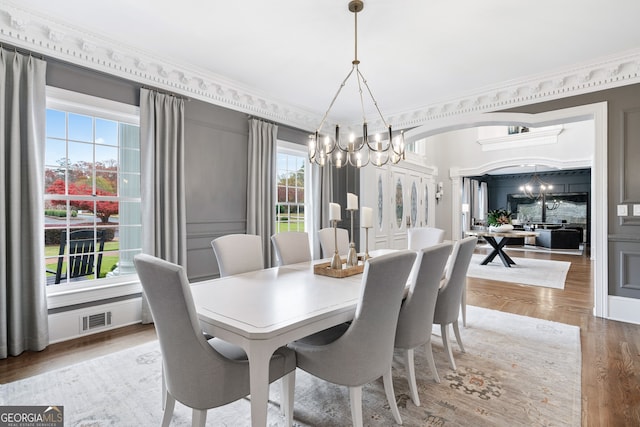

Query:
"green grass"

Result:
[[276, 221, 305, 232]]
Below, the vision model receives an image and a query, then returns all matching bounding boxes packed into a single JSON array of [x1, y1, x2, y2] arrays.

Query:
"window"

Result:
[[44, 87, 141, 288], [275, 142, 309, 233]]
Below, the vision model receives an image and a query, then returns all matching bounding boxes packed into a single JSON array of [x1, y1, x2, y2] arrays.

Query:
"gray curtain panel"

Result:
[[139, 88, 186, 323], [311, 163, 333, 259], [0, 49, 48, 358], [246, 118, 277, 267]]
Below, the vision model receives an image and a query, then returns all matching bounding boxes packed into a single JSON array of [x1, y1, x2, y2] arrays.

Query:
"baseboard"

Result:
[[48, 297, 142, 344], [607, 296, 640, 325]]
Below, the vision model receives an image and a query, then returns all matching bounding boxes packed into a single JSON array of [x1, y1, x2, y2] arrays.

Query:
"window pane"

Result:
[[95, 118, 118, 146], [44, 99, 140, 288], [68, 113, 93, 143], [96, 170, 118, 194], [67, 141, 93, 165], [95, 145, 118, 165], [45, 138, 67, 167], [46, 109, 66, 139]]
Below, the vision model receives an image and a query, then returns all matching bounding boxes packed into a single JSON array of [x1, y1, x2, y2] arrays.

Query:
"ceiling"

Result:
[[3, 0, 640, 133]]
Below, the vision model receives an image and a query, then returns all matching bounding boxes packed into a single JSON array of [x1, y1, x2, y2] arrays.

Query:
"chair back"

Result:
[[395, 242, 453, 350], [407, 226, 445, 250], [315, 250, 416, 385], [318, 227, 350, 258], [134, 254, 249, 409], [271, 231, 312, 266], [51, 229, 105, 284], [434, 236, 477, 325], [211, 234, 264, 277]]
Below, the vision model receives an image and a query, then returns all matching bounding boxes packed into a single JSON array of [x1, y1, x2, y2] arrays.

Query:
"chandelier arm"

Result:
[[317, 65, 357, 132], [356, 68, 390, 128], [355, 64, 367, 125]]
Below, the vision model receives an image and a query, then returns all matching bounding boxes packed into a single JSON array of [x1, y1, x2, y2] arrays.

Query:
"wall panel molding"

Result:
[[620, 251, 640, 290]]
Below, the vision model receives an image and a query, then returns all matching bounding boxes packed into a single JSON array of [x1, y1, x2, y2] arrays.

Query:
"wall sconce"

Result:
[[435, 182, 444, 203]]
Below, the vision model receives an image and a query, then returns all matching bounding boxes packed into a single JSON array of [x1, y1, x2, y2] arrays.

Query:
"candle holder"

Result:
[[330, 219, 343, 270], [363, 226, 371, 260], [346, 209, 358, 267]]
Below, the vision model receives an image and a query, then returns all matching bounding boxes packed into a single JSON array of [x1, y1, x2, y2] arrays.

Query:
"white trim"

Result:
[[407, 102, 608, 319], [44, 86, 143, 305], [46, 276, 141, 309], [608, 296, 640, 325], [476, 125, 563, 151], [48, 297, 142, 344], [2, 3, 640, 132], [46, 86, 139, 124]]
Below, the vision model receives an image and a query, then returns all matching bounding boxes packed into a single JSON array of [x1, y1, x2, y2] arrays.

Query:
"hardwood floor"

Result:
[[467, 246, 640, 427], [1, 246, 639, 425]]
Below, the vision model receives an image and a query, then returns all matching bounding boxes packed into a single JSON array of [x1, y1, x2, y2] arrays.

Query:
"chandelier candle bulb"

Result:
[[361, 207, 373, 228], [329, 203, 341, 222], [347, 193, 358, 210]]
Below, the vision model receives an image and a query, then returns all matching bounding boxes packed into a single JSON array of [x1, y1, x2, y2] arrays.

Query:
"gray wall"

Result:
[[509, 84, 640, 298], [46, 56, 308, 283]]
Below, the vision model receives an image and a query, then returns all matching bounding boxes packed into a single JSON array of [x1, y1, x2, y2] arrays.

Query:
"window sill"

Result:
[[46, 275, 142, 309]]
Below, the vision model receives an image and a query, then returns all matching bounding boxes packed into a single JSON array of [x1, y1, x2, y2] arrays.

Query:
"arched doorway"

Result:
[[403, 102, 607, 318]]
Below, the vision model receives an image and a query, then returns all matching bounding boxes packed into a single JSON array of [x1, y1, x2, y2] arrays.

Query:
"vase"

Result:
[[489, 224, 514, 232]]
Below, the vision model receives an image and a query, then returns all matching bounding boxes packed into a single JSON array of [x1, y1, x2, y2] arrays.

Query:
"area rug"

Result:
[[1, 306, 581, 427], [467, 254, 571, 289]]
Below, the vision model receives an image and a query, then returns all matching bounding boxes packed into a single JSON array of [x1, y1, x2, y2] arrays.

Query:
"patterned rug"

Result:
[[1, 306, 581, 426]]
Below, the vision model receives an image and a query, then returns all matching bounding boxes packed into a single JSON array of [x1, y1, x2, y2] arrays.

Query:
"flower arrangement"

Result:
[[487, 209, 512, 226]]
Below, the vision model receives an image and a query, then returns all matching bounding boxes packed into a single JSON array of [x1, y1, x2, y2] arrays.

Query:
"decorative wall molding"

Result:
[[476, 125, 563, 151], [1, 3, 639, 133]]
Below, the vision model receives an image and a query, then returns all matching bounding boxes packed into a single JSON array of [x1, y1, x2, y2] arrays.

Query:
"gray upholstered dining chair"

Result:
[[289, 250, 417, 427], [318, 227, 350, 258], [271, 231, 312, 266], [211, 234, 263, 277], [394, 242, 453, 406], [433, 236, 477, 371], [134, 254, 296, 427], [407, 226, 445, 250]]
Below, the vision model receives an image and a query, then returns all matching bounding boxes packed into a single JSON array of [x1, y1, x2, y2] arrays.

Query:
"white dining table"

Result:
[[190, 255, 392, 427]]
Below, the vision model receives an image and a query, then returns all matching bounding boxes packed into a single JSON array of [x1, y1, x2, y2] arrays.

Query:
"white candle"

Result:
[[347, 193, 358, 210], [329, 203, 341, 222], [361, 207, 373, 228]]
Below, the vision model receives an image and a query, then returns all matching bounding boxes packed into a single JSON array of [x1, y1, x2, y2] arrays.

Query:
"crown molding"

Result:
[[2, 3, 639, 133]]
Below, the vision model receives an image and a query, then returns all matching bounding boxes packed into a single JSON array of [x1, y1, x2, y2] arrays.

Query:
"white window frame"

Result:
[[275, 140, 313, 235], [45, 87, 142, 309]]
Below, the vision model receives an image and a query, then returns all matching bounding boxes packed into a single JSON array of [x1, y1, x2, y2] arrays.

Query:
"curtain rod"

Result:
[[142, 86, 190, 102]]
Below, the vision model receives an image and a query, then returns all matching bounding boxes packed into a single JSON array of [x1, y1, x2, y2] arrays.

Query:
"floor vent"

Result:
[[81, 311, 112, 332]]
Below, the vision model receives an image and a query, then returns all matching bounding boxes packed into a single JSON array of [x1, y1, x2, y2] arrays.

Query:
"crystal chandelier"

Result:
[[308, 0, 405, 169]]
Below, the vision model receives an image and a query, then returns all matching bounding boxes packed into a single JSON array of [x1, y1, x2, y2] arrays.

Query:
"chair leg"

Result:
[[403, 349, 420, 406], [441, 324, 457, 371], [161, 365, 166, 410], [281, 371, 295, 427], [452, 320, 465, 353], [424, 341, 441, 383], [349, 386, 364, 427], [161, 392, 175, 427], [461, 286, 467, 327], [192, 409, 207, 427], [383, 369, 403, 425]]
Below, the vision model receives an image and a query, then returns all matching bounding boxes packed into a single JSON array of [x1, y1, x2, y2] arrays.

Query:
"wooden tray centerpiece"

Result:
[[313, 257, 366, 278]]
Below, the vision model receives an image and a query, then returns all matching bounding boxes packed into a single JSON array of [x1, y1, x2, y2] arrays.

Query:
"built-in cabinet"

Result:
[[360, 157, 438, 250]]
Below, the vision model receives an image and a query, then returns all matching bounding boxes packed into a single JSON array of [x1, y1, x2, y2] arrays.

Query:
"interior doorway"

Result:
[[403, 102, 607, 318]]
